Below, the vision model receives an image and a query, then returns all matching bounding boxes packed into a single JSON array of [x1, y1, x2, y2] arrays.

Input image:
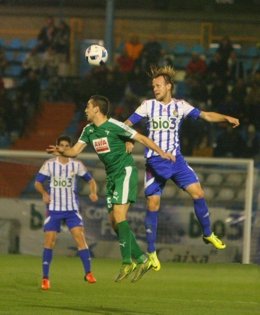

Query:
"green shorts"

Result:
[[106, 165, 138, 212]]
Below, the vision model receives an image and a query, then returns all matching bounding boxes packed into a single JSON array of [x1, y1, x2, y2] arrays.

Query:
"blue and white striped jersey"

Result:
[[36, 157, 92, 211], [128, 98, 201, 157]]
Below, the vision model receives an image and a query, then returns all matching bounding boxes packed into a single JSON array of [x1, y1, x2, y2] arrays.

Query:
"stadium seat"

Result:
[[0, 38, 5, 48], [204, 187, 215, 200], [225, 173, 244, 186], [24, 38, 38, 50], [15, 52, 27, 63], [191, 44, 205, 55], [206, 173, 223, 186], [174, 56, 190, 70], [244, 46, 259, 58], [207, 46, 218, 58], [7, 38, 23, 51], [236, 188, 245, 202], [243, 59, 254, 74], [175, 81, 188, 98], [5, 51, 14, 62], [5, 65, 22, 77], [173, 43, 188, 56], [0, 134, 11, 148], [217, 188, 235, 201]]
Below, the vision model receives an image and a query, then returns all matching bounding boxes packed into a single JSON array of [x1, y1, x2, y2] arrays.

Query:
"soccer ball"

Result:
[[85, 44, 108, 66]]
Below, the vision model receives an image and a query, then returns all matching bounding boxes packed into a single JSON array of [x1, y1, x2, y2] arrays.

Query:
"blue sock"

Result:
[[78, 248, 91, 274], [193, 198, 212, 236], [145, 210, 158, 253], [42, 248, 53, 279]]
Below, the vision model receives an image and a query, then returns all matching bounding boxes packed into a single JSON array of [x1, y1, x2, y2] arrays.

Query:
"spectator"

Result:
[[186, 77, 208, 106], [192, 135, 213, 157], [217, 93, 241, 118], [244, 71, 260, 131], [22, 47, 43, 76], [0, 46, 8, 75], [42, 46, 59, 78], [124, 34, 144, 66], [141, 35, 162, 71], [207, 52, 228, 83], [53, 19, 70, 61], [186, 52, 207, 79], [115, 50, 135, 76], [19, 70, 41, 118], [217, 35, 234, 65], [37, 16, 57, 53], [214, 125, 245, 158], [209, 78, 228, 110], [227, 51, 245, 83], [242, 123, 260, 158]]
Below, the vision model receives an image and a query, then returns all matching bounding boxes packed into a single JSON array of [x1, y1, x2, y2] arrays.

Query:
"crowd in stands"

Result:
[[0, 16, 71, 146], [0, 27, 259, 160]]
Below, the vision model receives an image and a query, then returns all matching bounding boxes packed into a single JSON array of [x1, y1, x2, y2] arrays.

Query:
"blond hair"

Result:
[[149, 65, 176, 92]]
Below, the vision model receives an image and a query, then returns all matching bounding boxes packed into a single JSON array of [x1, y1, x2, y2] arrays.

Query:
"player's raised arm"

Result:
[[133, 132, 175, 161], [200, 111, 240, 128], [124, 119, 133, 127], [46, 141, 87, 157]]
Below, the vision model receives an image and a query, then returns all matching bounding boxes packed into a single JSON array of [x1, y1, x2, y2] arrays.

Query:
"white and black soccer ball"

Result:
[[85, 44, 108, 66]]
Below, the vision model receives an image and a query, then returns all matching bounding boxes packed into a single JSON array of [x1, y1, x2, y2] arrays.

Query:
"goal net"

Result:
[[0, 149, 257, 264]]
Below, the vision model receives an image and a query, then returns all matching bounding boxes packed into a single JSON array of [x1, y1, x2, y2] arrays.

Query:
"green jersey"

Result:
[[79, 118, 137, 174]]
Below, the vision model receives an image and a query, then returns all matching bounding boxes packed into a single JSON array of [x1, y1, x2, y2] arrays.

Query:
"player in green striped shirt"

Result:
[[47, 95, 175, 283]]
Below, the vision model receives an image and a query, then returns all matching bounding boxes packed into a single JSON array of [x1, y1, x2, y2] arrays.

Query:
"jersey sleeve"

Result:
[[181, 100, 201, 119], [35, 161, 50, 183], [128, 100, 148, 124], [78, 124, 91, 144], [76, 160, 93, 182], [109, 118, 137, 139]]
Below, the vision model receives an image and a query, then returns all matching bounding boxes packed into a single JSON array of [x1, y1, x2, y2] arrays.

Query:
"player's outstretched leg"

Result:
[[131, 258, 152, 283], [147, 251, 161, 271], [115, 262, 137, 282], [203, 232, 226, 249]]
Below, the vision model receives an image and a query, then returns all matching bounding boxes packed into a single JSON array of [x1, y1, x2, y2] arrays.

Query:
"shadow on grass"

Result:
[[29, 304, 158, 315]]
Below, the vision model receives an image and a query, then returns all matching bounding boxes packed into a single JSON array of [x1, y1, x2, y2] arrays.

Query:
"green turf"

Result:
[[0, 255, 259, 315]]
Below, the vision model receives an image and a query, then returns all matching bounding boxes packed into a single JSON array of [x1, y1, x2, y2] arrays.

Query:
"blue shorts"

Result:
[[44, 210, 84, 232], [144, 155, 199, 196]]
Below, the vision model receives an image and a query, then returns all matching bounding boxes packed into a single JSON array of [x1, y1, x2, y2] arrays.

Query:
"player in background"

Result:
[[46, 95, 175, 283], [124, 65, 240, 271], [35, 135, 98, 290]]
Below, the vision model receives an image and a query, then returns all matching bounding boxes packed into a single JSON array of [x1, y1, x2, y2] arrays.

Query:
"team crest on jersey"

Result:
[[172, 109, 178, 117], [93, 137, 110, 154]]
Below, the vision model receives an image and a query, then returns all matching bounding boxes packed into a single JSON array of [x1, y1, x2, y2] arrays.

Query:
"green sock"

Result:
[[117, 221, 132, 264], [130, 231, 146, 264]]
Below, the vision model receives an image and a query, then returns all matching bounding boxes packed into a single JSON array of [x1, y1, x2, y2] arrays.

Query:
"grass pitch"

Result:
[[0, 255, 259, 315]]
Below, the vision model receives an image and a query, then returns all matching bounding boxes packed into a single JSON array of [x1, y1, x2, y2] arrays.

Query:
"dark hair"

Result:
[[89, 95, 110, 115], [56, 135, 72, 146]]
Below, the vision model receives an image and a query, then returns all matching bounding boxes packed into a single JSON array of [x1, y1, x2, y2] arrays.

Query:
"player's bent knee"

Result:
[[147, 196, 161, 211]]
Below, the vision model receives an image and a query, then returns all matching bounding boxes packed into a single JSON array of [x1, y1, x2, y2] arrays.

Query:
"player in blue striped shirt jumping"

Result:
[[125, 65, 240, 271], [35, 135, 98, 290]]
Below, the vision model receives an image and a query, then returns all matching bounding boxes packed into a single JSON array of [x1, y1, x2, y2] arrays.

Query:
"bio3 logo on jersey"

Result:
[[151, 117, 177, 130], [52, 177, 72, 188], [93, 137, 111, 154]]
